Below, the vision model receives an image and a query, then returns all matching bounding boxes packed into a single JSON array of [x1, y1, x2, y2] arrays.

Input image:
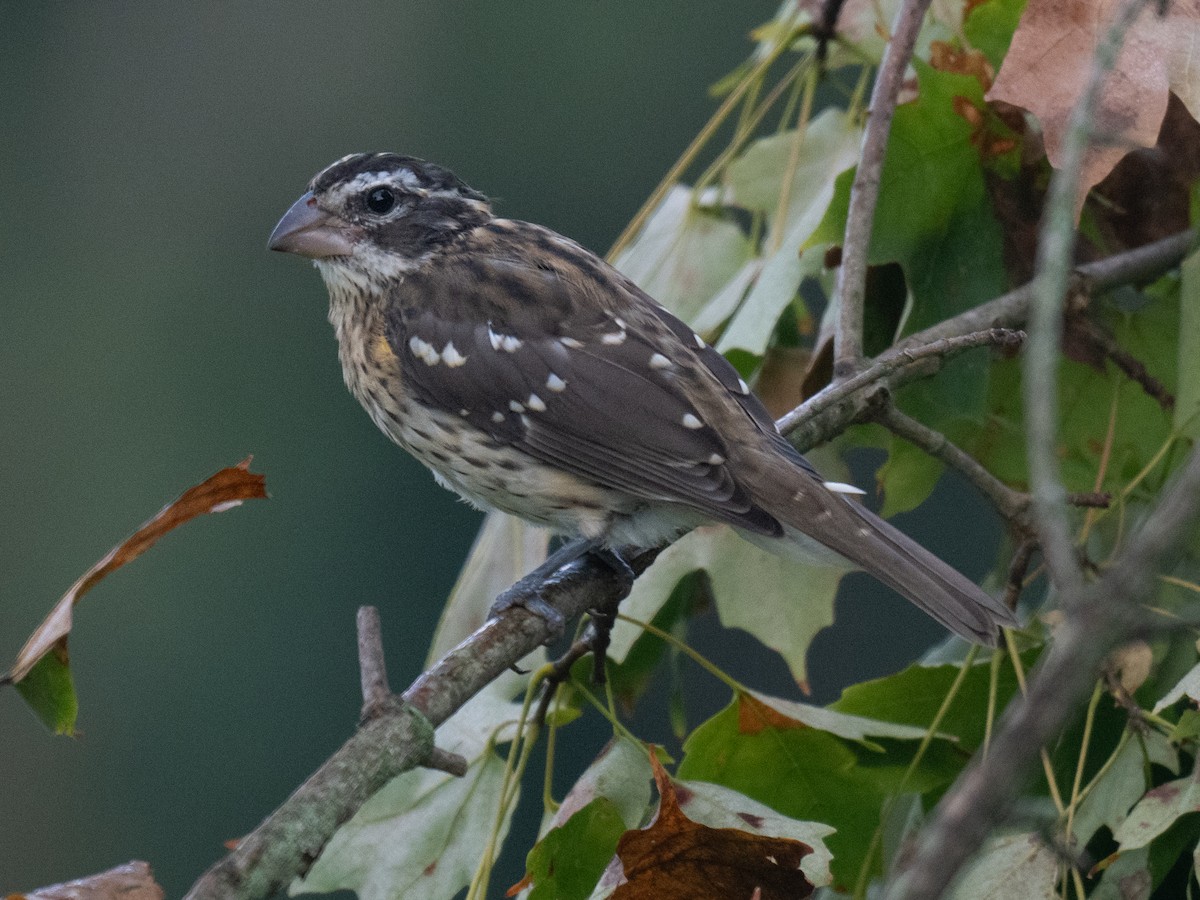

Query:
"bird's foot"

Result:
[[490, 540, 635, 648]]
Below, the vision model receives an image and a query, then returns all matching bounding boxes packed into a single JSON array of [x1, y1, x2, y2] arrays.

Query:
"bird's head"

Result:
[[268, 152, 492, 289]]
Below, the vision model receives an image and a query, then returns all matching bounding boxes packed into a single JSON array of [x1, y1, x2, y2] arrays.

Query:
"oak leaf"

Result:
[[987, 0, 1200, 212], [612, 752, 814, 899]]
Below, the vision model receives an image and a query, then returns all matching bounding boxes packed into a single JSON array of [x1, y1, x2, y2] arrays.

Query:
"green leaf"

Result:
[[605, 573, 700, 712], [726, 108, 862, 232], [14, 650, 78, 735], [945, 832, 1057, 900], [298, 677, 527, 898], [1071, 731, 1176, 846], [964, 0, 1029, 70], [1176, 249, 1200, 439], [716, 243, 830, 357], [830, 653, 1031, 753], [608, 522, 845, 688], [1092, 847, 1151, 900], [708, 108, 860, 355], [612, 186, 753, 324], [1154, 657, 1200, 713], [1113, 763, 1200, 851], [878, 434, 946, 518], [525, 798, 626, 900], [678, 694, 959, 885], [977, 282, 1182, 495], [746, 689, 947, 744]]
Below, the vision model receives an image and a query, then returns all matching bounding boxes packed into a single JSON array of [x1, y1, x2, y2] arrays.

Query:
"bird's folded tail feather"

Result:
[[797, 501, 1019, 646]]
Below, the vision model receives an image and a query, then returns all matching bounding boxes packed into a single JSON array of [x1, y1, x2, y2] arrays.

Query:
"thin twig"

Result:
[[1004, 539, 1038, 612], [876, 406, 1029, 522], [834, 0, 934, 375], [893, 230, 1194, 350], [357, 606, 391, 718], [779, 328, 1024, 447], [1070, 318, 1175, 411]]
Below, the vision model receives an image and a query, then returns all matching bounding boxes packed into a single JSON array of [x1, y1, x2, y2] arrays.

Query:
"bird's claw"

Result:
[[491, 581, 568, 641]]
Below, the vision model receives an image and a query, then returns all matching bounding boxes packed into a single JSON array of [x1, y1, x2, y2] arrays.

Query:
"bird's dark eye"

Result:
[[366, 187, 396, 214]]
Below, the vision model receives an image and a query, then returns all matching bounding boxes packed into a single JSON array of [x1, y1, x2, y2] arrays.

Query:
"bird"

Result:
[[268, 152, 1019, 645]]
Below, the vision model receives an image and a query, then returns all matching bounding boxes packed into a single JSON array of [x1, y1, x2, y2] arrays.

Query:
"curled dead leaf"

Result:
[[612, 751, 814, 899]]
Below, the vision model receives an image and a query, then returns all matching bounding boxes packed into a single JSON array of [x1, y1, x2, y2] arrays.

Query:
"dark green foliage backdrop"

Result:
[[0, 3, 991, 894]]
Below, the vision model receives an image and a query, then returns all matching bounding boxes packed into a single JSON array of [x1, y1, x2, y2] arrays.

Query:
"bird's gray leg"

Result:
[[490, 539, 635, 644]]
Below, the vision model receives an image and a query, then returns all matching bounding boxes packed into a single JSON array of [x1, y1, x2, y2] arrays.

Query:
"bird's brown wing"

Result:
[[385, 225, 787, 535]]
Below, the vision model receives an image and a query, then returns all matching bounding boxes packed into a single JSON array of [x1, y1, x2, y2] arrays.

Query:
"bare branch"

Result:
[[875, 406, 1029, 523], [834, 0, 935, 375], [357, 606, 391, 718], [780, 328, 1024, 448], [892, 230, 1193, 350]]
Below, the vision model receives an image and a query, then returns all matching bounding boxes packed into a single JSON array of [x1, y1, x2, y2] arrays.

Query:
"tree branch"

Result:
[[184, 549, 652, 900], [834, 0, 934, 375], [875, 406, 1029, 523], [884, 2, 1168, 896]]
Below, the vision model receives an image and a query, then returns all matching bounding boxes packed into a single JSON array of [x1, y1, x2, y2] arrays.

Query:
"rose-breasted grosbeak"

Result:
[[268, 152, 1018, 645]]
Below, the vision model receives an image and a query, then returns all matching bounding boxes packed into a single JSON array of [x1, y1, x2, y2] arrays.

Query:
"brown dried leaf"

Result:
[[12, 861, 164, 900], [987, 0, 1200, 214], [3, 459, 267, 686], [613, 752, 814, 899]]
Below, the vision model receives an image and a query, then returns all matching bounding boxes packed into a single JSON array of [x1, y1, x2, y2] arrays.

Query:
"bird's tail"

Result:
[[818, 502, 1017, 645], [742, 458, 1019, 645]]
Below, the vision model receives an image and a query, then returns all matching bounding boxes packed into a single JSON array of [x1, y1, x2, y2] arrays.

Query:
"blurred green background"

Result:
[[0, 2, 997, 895]]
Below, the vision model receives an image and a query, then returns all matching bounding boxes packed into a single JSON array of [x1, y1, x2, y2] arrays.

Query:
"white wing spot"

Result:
[[491, 411, 505, 423], [546, 373, 568, 392], [737, 378, 750, 394], [649, 353, 672, 370], [408, 335, 440, 365], [681, 413, 703, 429], [459, 408, 470, 417], [707, 453, 725, 465], [509, 400, 525, 413], [823, 481, 867, 496], [614, 317, 628, 329], [600, 330, 627, 346], [441, 341, 467, 367], [526, 393, 547, 412], [560, 337, 584, 349], [694, 334, 707, 349], [487, 324, 521, 352]]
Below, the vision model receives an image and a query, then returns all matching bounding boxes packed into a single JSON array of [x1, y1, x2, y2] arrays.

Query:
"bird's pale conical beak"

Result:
[[268, 191, 357, 258]]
